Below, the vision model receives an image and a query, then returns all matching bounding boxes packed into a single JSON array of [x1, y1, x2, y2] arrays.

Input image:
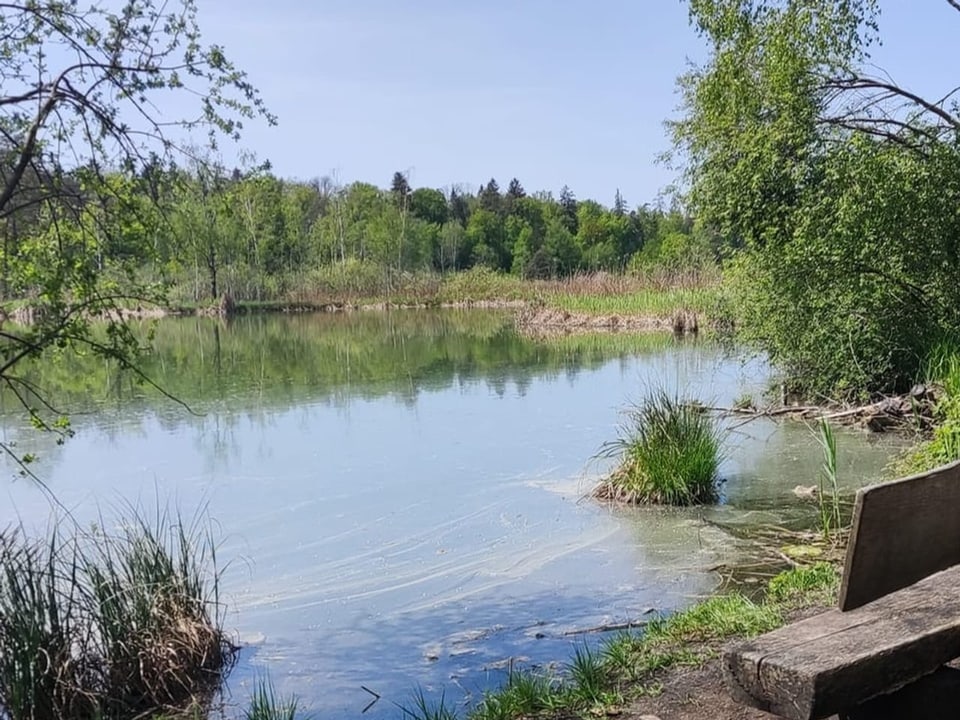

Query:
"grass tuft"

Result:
[[767, 562, 839, 605], [567, 643, 618, 707], [595, 388, 724, 505], [245, 676, 306, 720], [0, 507, 235, 720], [471, 667, 559, 720], [398, 688, 458, 720]]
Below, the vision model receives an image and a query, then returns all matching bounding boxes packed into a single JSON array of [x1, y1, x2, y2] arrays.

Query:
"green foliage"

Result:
[[598, 389, 724, 505], [470, 668, 560, 720], [0, 0, 270, 451], [410, 188, 449, 227], [898, 344, 960, 474], [675, 0, 960, 398], [0, 508, 233, 720], [767, 562, 838, 604], [141, 169, 711, 302]]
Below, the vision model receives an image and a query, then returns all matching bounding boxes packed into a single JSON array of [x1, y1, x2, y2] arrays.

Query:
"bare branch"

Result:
[[823, 75, 960, 132]]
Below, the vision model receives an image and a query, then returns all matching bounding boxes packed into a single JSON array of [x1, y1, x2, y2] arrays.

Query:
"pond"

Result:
[[0, 310, 905, 718]]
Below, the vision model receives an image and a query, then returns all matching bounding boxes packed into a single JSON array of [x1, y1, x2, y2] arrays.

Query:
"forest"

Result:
[[1, 162, 712, 306]]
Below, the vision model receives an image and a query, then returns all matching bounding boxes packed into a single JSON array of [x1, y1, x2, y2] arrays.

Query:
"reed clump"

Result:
[[595, 389, 724, 505], [0, 508, 235, 720]]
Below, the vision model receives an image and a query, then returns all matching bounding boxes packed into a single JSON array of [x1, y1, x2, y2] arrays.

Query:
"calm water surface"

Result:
[[0, 311, 904, 717]]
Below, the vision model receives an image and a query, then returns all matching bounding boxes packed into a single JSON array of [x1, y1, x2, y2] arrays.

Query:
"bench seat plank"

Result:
[[723, 564, 960, 720]]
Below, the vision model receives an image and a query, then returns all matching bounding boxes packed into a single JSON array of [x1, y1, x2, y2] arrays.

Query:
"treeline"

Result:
[[0, 163, 714, 303]]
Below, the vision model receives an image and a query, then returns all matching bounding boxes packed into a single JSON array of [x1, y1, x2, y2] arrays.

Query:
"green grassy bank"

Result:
[[396, 563, 837, 720]]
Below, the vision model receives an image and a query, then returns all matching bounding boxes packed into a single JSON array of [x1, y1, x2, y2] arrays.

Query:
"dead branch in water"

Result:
[[561, 618, 653, 636], [692, 386, 939, 433]]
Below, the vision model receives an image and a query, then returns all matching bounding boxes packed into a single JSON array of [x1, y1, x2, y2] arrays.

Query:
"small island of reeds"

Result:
[[594, 388, 724, 506]]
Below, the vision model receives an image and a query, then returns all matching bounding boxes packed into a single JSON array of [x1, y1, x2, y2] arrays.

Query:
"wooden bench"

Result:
[[723, 460, 960, 720]]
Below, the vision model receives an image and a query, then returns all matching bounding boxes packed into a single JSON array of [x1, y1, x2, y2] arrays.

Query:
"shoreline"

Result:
[[107, 298, 705, 336]]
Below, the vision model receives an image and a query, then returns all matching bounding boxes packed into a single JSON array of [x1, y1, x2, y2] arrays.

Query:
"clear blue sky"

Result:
[[189, 1, 959, 206]]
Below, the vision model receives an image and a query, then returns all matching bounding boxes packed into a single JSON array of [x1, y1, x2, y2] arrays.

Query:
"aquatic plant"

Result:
[[398, 688, 458, 720], [245, 676, 306, 720], [0, 508, 235, 720], [815, 420, 843, 541], [596, 389, 725, 505]]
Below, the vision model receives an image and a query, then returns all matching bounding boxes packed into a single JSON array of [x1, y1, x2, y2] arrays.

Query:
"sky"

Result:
[[177, 1, 960, 206]]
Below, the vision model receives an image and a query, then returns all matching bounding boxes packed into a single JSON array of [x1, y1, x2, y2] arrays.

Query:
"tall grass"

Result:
[[815, 420, 842, 541], [163, 262, 722, 318], [596, 389, 724, 505], [0, 508, 235, 720], [470, 667, 561, 720]]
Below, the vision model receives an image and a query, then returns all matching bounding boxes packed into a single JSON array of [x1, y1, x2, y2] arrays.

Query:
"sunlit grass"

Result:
[[596, 388, 725, 505], [767, 562, 839, 605], [470, 667, 561, 720]]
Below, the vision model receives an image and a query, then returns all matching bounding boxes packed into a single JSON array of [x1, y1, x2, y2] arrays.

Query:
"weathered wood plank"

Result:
[[844, 666, 960, 720], [723, 564, 960, 720], [840, 460, 960, 611]]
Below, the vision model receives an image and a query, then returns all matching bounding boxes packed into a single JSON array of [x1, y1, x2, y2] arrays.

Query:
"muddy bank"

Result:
[[515, 307, 699, 335], [104, 299, 693, 338]]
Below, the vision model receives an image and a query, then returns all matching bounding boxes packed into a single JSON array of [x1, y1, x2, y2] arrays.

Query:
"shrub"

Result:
[[895, 341, 960, 474], [595, 389, 724, 505]]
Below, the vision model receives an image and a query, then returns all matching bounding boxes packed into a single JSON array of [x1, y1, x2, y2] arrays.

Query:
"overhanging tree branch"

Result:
[[822, 75, 960, 132]]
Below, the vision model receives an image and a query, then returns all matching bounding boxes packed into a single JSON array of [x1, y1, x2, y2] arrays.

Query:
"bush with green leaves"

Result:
[[675, 0, 960, 399]]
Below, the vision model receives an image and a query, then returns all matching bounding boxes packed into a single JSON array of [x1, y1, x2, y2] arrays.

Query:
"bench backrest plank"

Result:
[[840, 459, 960, 611]]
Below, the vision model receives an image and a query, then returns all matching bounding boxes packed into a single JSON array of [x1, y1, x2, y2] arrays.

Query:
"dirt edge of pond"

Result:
[[624, 604, 833, 720], [515, 306, 699, 335]]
